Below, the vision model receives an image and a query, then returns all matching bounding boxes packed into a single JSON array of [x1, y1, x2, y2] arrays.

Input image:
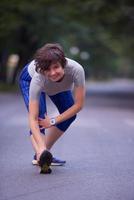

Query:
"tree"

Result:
[[0, 0, 134, 83]]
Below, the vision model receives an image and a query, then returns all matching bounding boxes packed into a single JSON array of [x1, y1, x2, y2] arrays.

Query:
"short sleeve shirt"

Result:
[[28, 58, 85, 100]]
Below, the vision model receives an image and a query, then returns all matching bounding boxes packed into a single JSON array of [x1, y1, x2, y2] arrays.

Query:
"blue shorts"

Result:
[[19, 64, 76, 134]]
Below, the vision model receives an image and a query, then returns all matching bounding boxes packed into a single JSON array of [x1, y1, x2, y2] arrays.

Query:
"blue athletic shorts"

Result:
[[19, 64, 76, 134]]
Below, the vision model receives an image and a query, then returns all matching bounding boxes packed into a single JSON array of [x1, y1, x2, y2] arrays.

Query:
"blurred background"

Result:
[[0, 0, 134, 89], [0, 2, 134, 199]]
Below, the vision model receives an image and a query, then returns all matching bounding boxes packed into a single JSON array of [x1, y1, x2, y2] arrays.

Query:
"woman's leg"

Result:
[[46, 91, 76, 149], [31, 126, 63, 150], [45, 126, 64, 150], [19, 66, 47, 157]]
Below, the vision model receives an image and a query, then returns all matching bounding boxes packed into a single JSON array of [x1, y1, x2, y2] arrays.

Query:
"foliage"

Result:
[[0, 0, 134, 82]]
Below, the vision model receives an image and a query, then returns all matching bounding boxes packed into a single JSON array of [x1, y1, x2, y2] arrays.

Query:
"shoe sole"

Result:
[[39, 150, 53, 174], [51, 163, 65, 166], [32, 160, 65, 166], [32, 160, 39, 165]]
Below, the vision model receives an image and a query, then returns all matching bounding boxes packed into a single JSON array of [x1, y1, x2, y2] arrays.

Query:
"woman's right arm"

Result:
[[29, 100, 46, 152], [29, 73, 46, 154]]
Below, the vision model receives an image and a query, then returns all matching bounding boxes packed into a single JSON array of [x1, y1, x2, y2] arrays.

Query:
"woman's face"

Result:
[[43, 62, 65, 82]]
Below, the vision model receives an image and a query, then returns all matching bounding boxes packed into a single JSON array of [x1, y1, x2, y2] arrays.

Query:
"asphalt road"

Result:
[[0, 79, 134, 200]]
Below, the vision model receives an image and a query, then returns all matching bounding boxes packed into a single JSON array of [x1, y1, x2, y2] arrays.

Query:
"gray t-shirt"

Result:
[[28, 58, 85, 100]]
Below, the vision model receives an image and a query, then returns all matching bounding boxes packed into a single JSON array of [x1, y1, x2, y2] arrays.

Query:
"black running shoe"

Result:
[[40, 167, 52, 174], [32, 154, 66, 166], [39, 150, 53, 174], [51, 157, 66, 166]]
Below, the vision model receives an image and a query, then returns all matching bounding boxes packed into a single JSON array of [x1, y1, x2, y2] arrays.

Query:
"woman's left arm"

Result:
[[56, 86, 85, 124], [38, 86, 85, 128]]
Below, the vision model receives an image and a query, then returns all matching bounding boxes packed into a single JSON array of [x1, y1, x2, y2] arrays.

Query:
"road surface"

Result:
[[0, 79, 134, 200]]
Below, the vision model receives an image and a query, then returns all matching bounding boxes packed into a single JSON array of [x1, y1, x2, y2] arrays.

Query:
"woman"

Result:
[[19, 43, 85, 173]]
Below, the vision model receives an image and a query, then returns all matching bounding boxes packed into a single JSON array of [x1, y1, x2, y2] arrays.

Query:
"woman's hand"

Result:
[[38, 114, 51, 129]]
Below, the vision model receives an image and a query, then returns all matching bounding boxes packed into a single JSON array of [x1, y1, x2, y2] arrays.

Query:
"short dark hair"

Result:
[[34, 43, 67, 73]]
